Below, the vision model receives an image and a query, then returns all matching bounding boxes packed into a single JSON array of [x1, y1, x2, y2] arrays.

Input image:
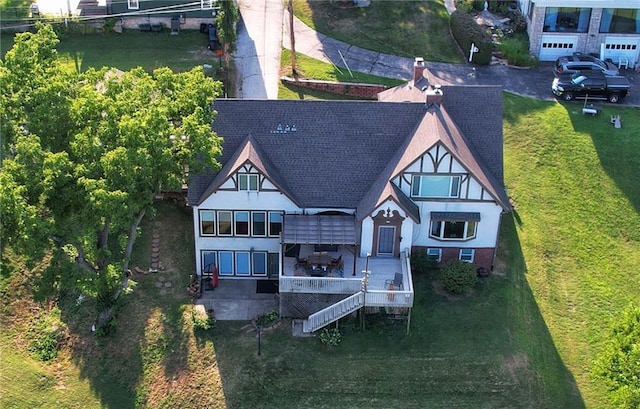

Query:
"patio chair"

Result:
[[385, 272, 403, 290], [295, 257, 308, 268]]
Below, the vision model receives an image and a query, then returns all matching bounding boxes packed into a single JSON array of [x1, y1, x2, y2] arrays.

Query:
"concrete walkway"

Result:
[[234, 0, 284, 99], [282, 10, 640, 106]]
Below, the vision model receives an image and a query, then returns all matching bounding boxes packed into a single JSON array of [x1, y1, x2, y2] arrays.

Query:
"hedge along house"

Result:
[[188, 64, 510, 332], [106, 0, 217, 31], [516, 0, 640, 65]]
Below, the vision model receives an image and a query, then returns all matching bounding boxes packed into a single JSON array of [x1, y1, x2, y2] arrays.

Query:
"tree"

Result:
[[0, 24, 223, 330], [215, 0, 239, 71], [593, 304, 640, 408]]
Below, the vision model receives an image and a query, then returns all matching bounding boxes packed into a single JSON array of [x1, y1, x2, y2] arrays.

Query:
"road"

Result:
[[234, 0, 284, 99]]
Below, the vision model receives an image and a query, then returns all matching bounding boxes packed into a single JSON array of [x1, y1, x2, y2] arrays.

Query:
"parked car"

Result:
[[551, 70, 630, 103], [554, 54, 619, 77]]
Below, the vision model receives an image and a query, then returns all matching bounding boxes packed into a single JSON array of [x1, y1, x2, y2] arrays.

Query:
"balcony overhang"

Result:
[[283, 214, 357, 245]]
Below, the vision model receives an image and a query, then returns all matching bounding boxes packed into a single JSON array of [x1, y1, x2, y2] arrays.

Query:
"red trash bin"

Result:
[[211, 265, 219, 288]]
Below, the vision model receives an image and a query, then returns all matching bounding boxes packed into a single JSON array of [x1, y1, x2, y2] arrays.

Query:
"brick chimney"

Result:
[[413, 57, 425, 83], [425, 84, 443, 106]]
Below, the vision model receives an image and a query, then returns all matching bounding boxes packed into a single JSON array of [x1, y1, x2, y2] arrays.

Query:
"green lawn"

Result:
[[2, 19, 640, 409], [1, 29, 221, 73], [293, 0, 464, 63]]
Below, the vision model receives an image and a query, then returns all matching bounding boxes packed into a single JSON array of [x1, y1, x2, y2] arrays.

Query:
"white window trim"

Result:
[[411, 175, 461, 198], [238, 174, 259, 191], [268, 211, 283, 237], [234, 211, 250, 237], [128, 0, 139, 10], [199, 210, 216, 236], [235, 252, 251, 276], [430, 220, 477, 241], [459, 249, 475, 263], [218, 251, 234, 275], [251, 211, 267, 237], [426, 248, 442, 262], [217, 210, 233, 236], [252, 252, 268, 277], [201, 0, 213, 10]]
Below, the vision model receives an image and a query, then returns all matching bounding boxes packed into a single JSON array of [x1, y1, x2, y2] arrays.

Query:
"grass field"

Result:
[[2, 12, 640, 408], [3, 96, 639, 408], [292, 0, 464, 63]]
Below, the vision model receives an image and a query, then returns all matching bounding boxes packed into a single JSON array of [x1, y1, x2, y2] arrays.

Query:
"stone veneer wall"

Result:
[[280, 76, 388, 99]]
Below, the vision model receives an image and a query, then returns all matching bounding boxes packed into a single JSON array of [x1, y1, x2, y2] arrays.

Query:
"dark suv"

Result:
[[554, 54, 619, 77]]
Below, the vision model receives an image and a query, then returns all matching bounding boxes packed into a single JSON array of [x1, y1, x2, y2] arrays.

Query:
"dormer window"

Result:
[[411, 175, 460, 198], [238, 174, 259, 191]]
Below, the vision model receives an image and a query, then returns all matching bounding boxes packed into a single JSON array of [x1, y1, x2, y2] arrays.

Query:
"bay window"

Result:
[[429, 212, 479, 241]]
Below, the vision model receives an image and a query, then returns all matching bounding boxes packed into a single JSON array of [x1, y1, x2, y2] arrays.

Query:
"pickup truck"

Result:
[[551, 71, 630, 103]]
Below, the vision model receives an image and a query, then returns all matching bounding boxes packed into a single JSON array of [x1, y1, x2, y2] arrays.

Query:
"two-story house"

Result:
[[517, 0, 639, 65], [187, 61, 510, 332]]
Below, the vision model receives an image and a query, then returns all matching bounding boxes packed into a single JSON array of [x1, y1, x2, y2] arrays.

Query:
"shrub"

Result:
[[319, 327, 341, 346], [592, 304, 640, 409], [256, 311, 279, 327], [450, 10, 494, 65], [27, 308, 67, 361], [455, 0, 484, 13], [499, 34, 538, 67], [411, 252, 438, 275], [192, 306, 215, 331], [440, 260, 477, 295]]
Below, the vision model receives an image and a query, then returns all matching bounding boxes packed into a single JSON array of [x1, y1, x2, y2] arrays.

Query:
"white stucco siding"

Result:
[[411, 202, 503, 248], [359, 200, 413, 257], [198, 190, 298, 211]]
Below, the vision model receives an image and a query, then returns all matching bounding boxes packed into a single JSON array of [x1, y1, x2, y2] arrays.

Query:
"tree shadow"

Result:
[[562, 102, 640, 214], [56, 202, 196, 408]]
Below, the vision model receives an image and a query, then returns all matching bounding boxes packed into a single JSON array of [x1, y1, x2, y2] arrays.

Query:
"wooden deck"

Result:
[[280, 248, 414, 309]]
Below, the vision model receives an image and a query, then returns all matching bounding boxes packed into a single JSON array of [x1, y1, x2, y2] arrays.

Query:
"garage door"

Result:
[[539, 35, 578, 61], [601, 37, 639, 67]]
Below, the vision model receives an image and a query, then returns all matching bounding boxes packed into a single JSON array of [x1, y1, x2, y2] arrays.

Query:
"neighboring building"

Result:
[[517, 0, 640, 65], [105, 0, 216, 30], [187, 59, 510, 332]]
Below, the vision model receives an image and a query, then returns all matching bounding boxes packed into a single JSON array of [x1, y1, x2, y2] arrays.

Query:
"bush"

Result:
[[192, 306, 215, 331], [411, 252, 438, 275], [319, 327, 341, 346], [450, 10, 494, 65], [27, 308, 67, 362], [256, 311, 279, 327], [499, 34, 538, 67], [440, 260, 477, 295], [592, 304, 640, 409]]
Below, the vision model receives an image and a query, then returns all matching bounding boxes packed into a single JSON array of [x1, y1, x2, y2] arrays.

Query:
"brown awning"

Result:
[[430, 211, 481, 222], [283, 214, 357, 245]]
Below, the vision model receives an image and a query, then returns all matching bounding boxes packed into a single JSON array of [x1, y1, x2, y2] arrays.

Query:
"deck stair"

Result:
[[302, 291, 364, 333]]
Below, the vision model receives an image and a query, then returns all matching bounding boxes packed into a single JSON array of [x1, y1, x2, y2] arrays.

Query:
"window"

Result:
[[430, 220, 477, 240], [201, 251, 217, 274], [459, 249, 475, 263], [200, 211, 215, 235], [218, 251, 234, 275], [218, 211, 232, 236], [426, 248, 442, 262], [600, 9, 639, 34], [252, 212, 266, 236], [268, 212, 282, 237], [543, 7, 591, 33], [238, 174, 259, 191], [128, 0, 139, 10], [411, 175, 460, 198], [235, 252, 251, 276], [201, 0, 213, 10], [235, 211, 249, 236], [252, 252, 268, 276]]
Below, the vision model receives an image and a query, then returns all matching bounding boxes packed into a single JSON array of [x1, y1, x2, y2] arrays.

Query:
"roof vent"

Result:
[[425, 84, 443, 106], [271, 123, 297, 134]]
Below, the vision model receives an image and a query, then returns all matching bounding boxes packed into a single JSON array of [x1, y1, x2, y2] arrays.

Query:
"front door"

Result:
[[377, 226, 395, 256]]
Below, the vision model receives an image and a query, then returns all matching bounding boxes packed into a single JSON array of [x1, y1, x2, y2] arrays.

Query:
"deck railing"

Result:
[[279, 276, 362, 294], [364, 290, 413, 307], [303, 292, 365, 333]]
